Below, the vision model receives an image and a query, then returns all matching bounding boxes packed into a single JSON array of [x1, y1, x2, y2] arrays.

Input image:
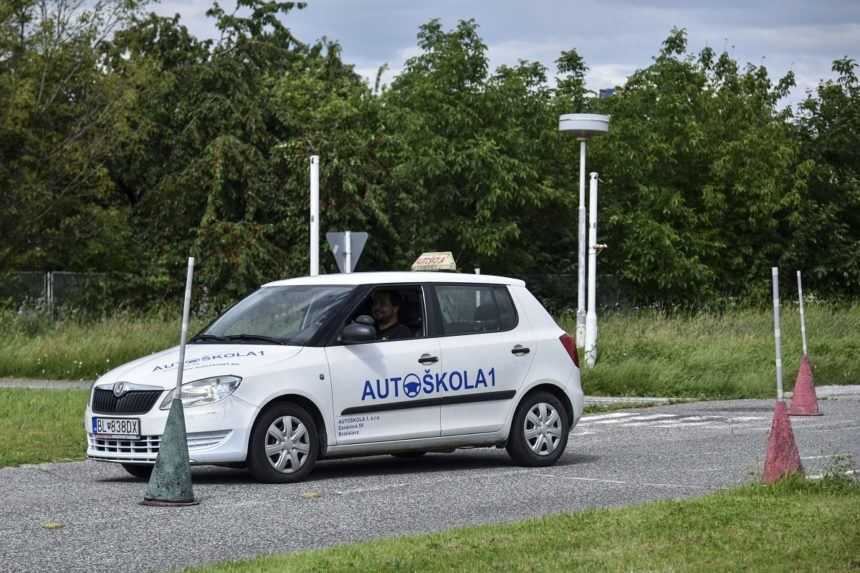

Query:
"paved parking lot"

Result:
[[1, 393, 858, 573]]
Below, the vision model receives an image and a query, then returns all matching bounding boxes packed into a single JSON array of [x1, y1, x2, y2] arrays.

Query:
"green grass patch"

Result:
[[0, 389, 90, 467], [1, 304, 858, 400], [0, 308, 208, 380], [567, 303, 860, 399], [189, 476, 860, 573]]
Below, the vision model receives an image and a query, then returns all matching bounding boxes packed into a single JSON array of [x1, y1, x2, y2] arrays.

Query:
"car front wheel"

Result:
[[506, 391, 569, 467], [248, 403, 319, 483]]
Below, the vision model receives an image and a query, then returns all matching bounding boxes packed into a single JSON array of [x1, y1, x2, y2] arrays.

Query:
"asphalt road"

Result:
[[1, 393, 858, 573]]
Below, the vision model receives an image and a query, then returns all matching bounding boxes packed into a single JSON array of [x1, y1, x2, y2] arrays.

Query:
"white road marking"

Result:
[[579, 412, 640, 422], [577, 413, 771, 432], [650, 422, 717, 428], [808, 470, 857, 480], [537, 473, 707, 490], [800, 454, 850, 460]]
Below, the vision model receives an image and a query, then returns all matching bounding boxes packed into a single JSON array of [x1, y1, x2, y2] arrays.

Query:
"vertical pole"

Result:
[[585, 172, 599, 368], [797, 271, 808, 356], [475, 267, 481, 307], [344, 230, 352, 274], [772, 267, 783, 401], [576, 139, 587, 347], [48, 272, 54, 320], [309, 156, 320, 276], [175, 258, 195, 399]]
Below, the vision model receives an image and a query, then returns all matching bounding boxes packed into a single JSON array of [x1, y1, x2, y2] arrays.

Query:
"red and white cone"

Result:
[[762, 401, 803, 484], [788, 354, 821, 416]]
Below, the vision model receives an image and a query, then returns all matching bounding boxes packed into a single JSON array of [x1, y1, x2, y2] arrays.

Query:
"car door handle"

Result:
[[418, 354, 439, 365], [511, 345, 530, 356]]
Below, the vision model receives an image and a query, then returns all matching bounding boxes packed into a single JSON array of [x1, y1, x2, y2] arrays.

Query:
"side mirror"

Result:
[[341, 318, 377, 344], [354, 314, 375, 326]]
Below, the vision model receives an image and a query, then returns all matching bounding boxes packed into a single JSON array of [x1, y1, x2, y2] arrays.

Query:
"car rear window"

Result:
[[434, 285, 518, 336]]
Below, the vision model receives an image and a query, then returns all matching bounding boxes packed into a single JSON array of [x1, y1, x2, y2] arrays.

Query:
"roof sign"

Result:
[[411, 252, 457, 272]]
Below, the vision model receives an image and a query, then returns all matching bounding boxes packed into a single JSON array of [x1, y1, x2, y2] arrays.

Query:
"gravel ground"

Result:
[[1, 391, 857, 573]]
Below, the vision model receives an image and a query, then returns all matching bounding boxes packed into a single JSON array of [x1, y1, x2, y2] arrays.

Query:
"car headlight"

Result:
[[159, 375, 242, 410]]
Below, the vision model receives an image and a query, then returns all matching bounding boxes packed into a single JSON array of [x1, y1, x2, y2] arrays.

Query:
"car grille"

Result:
[[92, 388, 163, 414], [88, 431, 231, 458], [90, 434, 161, 455]]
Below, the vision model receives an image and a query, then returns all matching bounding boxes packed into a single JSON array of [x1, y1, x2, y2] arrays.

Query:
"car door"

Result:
[[431, 284, 535, 436], [325, 285, 442, 445]]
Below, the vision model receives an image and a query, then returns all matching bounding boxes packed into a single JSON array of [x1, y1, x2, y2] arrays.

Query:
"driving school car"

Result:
[[85, 272, 584, 483]]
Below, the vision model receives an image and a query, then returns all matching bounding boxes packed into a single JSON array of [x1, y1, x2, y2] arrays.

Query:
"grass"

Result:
[[567, 303, 860, 399], [0, 389, 90, 467], [0, 303, 858, 400], [0, 308, 209, 380], [188, 476, 860, 572]]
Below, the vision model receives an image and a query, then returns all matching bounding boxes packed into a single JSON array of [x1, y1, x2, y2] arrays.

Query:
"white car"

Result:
[[85, 272, 584, 482]]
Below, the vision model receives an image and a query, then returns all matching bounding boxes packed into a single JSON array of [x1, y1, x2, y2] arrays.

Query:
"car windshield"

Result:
[[195, 285, 354, 345]]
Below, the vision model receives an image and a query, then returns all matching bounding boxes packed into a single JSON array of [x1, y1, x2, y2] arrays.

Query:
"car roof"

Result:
[[263, 271, 525, 288]]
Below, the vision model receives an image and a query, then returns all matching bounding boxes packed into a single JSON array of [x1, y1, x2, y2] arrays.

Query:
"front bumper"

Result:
[[84, 394, 255, 465]]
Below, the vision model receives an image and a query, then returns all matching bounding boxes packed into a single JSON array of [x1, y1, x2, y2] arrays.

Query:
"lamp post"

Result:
[[309, 155, 319, 276], [558, 113, 609, 347]]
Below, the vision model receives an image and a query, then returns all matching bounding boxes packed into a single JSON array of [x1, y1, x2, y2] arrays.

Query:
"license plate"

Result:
[[92, 417, 140, 438]]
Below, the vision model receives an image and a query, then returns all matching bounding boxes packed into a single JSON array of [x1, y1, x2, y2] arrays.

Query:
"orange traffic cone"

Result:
[[788, 354, 821, 416], [763, 401, 803, 484]]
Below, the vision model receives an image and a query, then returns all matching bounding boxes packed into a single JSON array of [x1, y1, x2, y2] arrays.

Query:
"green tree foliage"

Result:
[[793, 58, 860, 294], [380, 19, 565, 272], [0, 0, 146, 273], [588, 29, 807, 302], [2, 11, 859, 307]]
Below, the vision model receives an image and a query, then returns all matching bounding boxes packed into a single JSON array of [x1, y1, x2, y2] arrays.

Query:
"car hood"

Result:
[[94, 344, 303, 390]]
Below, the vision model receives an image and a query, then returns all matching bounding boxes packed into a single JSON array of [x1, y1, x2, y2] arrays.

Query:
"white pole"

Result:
[[585, 172, 599, 368], [176, 257, 195, 399], [797, 270, 808, 356], [309, 156, 320, 276], [576, 139, 587, 346], [475, 268, 481, 306], [771, 267, 783, 401], [344, 230, 352, 274]]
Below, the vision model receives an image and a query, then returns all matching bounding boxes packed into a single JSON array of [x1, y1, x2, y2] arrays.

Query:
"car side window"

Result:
[[435, 285, 517, 336], [347, 285, 425, 341]]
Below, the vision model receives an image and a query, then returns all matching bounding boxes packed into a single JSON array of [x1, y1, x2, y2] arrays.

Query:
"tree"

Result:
[[379, 19, 562, 273], [586, 29, 807, 303], [792, 58, 860, 295]]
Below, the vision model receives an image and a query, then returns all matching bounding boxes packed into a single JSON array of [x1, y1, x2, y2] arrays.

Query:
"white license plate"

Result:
[[92, 417, 140, 438]]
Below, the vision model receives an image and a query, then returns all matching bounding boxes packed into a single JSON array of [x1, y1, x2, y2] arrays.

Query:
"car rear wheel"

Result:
[[248, 402, 319, 483], [121, 463, 153, 480], [506, 391, 569, 467]]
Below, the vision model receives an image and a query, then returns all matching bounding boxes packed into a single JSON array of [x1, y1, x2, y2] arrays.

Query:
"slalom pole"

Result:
[[797, 271, 808, 356], [788, 270, 821, 416], [142, 257, 198, 506], [772, 267, 784, 402], [762, 266, 802, 483]]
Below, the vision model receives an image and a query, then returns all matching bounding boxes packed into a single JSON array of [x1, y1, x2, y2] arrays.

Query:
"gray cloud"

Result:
[[152, 0, 860, 104]]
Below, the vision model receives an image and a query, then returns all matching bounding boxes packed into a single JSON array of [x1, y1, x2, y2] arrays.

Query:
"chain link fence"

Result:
[[1, 271, 133, 318], [2, 270, 642, 319]]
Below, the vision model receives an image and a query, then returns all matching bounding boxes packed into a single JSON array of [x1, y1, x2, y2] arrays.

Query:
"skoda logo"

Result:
[[403, 374, 421, 398], [112, 382, 128, 398]]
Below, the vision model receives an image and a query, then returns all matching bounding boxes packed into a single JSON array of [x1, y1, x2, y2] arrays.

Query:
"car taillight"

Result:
[[559, 334, 579, 368]]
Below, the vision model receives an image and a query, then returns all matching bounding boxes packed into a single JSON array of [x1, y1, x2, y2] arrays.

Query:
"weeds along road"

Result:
[[1, 394, 858, 573]]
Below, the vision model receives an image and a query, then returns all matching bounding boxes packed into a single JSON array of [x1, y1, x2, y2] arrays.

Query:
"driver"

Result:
[[371, 290, 412, 341]]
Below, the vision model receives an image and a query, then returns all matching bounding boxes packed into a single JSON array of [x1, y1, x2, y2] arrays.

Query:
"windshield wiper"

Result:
[[224, 334, 288, 345], [189, 333, 229, 344]]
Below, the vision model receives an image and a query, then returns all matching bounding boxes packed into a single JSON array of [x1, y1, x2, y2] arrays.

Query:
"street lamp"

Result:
[[559, 113, 609, 348]]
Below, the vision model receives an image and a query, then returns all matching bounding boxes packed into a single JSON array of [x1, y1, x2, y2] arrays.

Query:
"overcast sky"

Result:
[[154, 0, 860, 107]]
